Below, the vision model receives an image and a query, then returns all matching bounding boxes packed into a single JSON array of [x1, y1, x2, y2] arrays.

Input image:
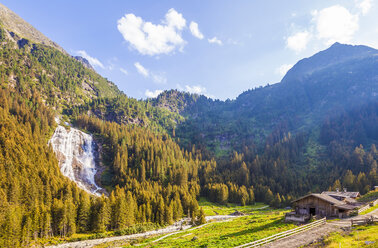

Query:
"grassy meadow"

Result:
[[320, 223, 378, 248], [198, 197, 268, 216], [126, 200, 294, 248]]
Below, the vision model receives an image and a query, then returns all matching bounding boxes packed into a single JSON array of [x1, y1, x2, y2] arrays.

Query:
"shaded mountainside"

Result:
[[169, 43, 378, 157], [282, 42, 378, 83]]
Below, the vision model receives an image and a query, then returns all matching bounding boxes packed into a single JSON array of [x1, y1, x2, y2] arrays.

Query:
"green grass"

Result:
[[134, 210, 295, 248], [198, 197, 268, 216], [321, 223, 378, 248]]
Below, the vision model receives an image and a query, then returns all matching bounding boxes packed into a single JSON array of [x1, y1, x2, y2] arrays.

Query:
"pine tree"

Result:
[[114, 190, 128, 230], [156, 196, 165, 225], [77, 192, 90, 232], [125, 191, 135, 226], [164, 203, 173, 225], [196, 208, 206, 225]]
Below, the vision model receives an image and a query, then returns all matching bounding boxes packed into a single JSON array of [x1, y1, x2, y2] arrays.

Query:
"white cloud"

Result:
[[117, 8, 186, 55], [189, 21, 204, 39], [152, 73, 167, 84], [176, 84, 214, 98], [312, 5, 359, 45], [76, 50, 104, 69], [286, 2, 372, 53], [134, 62, 149, 77], [145, 89, 163, 98], [286, 31, 311, 52], [134, 62, 166, 84], [120, 68, 128, 75], [356, 0, 373, 15], [276, 64, 294, 76], [184, 85, 207, 94], [164, 8, 186, 29], [208, 37, 223, 45]]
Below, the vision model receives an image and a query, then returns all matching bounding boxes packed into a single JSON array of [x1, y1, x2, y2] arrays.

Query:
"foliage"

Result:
[[0, 25, 121, 110], [0, 20, 377, 247], [69, 95, 183, 135], [0, 86, 89, 246]]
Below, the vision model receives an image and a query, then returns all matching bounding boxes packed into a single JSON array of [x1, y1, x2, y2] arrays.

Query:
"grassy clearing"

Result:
[[134, 210, 295, 248], [198, 197, 268, 216], [321, 223, 378, 247]]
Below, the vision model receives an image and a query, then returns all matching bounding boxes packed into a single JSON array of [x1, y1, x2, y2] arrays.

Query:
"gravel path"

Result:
[[262, 207, 378, 248], [46, 219, 192, 248], [261, 223, 340, 248], [46, 215, 240, 248]]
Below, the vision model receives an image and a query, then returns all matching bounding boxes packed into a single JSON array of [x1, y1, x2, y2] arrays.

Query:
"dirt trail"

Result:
[[262, 208, 378, 248], [46, 219, 191, 248], [261, 223, 341, 248]]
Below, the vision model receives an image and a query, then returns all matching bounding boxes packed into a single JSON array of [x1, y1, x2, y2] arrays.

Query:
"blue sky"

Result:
[[3, 0, 378, 100]]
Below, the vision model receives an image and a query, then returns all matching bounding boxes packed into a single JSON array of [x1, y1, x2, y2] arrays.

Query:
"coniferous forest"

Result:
[[0, 6, 377, 247]]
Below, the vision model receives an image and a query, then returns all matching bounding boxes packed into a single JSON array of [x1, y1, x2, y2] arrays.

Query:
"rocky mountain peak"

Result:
[[0, 3, 66, 53], [282, 42, 378, 83], [74, 56, 95, 70]]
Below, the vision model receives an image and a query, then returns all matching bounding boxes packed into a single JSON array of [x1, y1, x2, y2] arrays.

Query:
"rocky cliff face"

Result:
[[74, 56, 95, 70]]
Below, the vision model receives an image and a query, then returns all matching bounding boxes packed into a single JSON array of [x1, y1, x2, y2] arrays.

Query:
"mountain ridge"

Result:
[[282, 42, 378, 83], [0, 3, 66, 53]]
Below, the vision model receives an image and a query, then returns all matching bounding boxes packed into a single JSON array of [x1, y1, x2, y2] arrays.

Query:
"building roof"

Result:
[[292, 193, 359, 210], [344, 198, 357, 204], [335, 204, 358, 210], [321, 191, 360, 198], [293, 193, 344, 205]]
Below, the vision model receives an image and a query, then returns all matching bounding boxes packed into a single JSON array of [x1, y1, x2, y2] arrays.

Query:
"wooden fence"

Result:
[[358, 204, 371, 214], [234, 218, 326, 248], [351, 216, 378, 226], [370, 199, 378, 206]]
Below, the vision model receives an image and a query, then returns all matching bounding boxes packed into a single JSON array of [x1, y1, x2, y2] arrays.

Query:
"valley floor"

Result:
[[44, 202, 269, 248], [44, 203, 378, 248]]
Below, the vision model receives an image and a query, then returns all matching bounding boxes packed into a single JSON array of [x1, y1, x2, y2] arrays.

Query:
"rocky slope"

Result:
[[0, 3, 65, 53]]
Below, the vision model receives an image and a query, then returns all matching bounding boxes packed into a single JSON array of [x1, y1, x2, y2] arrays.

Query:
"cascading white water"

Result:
[[49, 124, 103, 196]]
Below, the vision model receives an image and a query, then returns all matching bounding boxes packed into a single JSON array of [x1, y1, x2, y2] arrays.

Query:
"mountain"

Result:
[[0, 3, 65, 53], [74, 56, 95, 70], [170, 42, 378, 155], [0, 5, 216, 246], [282, 42, 378, 83], [0, 3, 376, 247]]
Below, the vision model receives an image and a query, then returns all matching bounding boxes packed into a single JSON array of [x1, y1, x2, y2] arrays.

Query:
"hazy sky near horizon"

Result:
[[3, 0, 378, 100]]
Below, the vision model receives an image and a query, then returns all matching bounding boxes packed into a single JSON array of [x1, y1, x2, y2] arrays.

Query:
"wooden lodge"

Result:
[[286, 190, 366, 222]]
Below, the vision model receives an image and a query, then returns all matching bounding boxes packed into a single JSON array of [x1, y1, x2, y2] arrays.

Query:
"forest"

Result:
[[0, 21, 376, 247]]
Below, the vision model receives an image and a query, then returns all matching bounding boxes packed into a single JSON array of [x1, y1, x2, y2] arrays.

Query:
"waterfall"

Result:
[[49, 125, 103, 196]]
